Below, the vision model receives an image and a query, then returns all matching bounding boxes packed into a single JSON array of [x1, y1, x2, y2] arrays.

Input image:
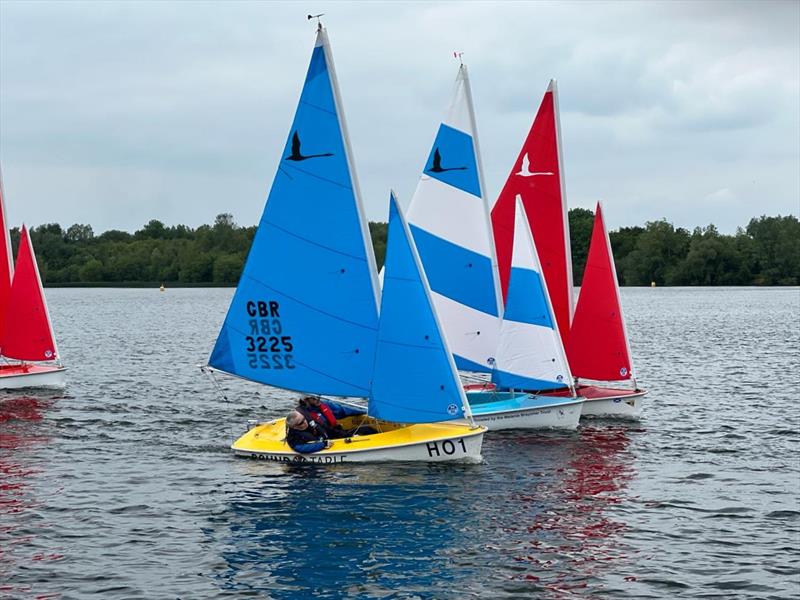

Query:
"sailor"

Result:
[[296, 395, 369, 439], [285, 411, 332, 454]]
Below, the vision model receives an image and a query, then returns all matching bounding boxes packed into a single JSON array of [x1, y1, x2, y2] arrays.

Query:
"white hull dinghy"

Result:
[[0, 364, 67, 390], [564, 203, 647, 419], [404, 62, 583, 429], [467, 391, 582, 430], [204, 24, 484, 463]]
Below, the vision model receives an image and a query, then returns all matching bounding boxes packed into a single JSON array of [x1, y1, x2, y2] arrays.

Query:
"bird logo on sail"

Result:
[[516, 153, 553, 177], [427, 148, 467, 173], [285, 131, 334, 161]]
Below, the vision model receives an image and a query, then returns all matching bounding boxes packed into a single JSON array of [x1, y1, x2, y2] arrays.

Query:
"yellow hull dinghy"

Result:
[[232, 416, 484, 464], [203, 25, 485, 464]]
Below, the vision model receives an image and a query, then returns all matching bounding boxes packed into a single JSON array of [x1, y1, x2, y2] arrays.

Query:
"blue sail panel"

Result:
[[409, 225, 498, 317], [208, 35, 379, 397], [454, 354, 493, 374], [503, 266, 554, 328], [423, 124, 481, 197], [491, 368, 568, 391], [369, 195, 466, 423]]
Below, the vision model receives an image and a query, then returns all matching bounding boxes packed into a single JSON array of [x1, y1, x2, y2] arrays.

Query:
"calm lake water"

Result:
[[1, 287, 799, 599]]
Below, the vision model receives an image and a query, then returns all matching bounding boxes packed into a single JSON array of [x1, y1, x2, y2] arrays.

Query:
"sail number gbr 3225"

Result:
[[245, 300, 295, 370]]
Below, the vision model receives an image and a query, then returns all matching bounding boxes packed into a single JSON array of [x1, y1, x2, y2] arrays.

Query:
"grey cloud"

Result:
[[0, 0, 797, 234]]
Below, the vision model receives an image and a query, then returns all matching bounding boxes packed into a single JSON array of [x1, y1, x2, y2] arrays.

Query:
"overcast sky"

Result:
[[1, 0, 798, 234]]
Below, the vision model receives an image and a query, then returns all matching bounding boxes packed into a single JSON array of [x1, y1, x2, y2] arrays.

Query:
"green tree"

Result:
[[568, 208, 594, 285], [620, 219, 690, 285], [65, 223, 94, 242]]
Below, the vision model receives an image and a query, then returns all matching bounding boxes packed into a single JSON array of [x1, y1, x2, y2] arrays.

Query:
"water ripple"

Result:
[[0, 287, 798, 598]]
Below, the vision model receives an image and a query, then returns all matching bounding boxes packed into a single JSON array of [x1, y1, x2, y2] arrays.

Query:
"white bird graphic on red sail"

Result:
[[516, 153, 553, 177]]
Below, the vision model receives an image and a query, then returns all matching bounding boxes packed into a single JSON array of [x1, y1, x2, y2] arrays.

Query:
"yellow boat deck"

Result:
[[231, 415, 485, 460]]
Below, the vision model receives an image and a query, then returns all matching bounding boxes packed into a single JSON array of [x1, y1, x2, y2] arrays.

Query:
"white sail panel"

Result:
[[429, 291, 500, 373], [492, 198, 571, 390]]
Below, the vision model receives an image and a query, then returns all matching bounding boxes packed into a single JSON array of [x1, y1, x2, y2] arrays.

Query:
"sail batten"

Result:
[[208, 27, 379, 397]]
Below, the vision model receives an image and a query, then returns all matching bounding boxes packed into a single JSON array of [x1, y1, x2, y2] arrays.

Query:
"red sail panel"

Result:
[[2, 226, 57, 362], [567, 203, 632, 381], [0, 173, 15, 326], [490, 81, 573, 345]]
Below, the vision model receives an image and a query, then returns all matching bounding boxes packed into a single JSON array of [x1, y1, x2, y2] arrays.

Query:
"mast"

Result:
[[317, 23, 381, 313], [460, 62, 504, 318], [550, 80, 575, 323], [0, 168, 15, 344]]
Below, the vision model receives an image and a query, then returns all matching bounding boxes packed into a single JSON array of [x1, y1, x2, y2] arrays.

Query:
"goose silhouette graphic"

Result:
[[285, 131, 334, 161], [428, 148, 467, 173], [516, 153, 553, 177]]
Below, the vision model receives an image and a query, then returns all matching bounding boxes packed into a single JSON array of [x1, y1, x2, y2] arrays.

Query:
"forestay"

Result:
[[567, 202, 634, 382], [209, 27, 380, 397], [492, 198, 572, 391], [370, 194, 470, 423], [406, 64, 503, 373]]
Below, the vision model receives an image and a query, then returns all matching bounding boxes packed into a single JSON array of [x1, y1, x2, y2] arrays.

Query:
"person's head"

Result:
[[299, 395, 321, 407], [286, 411, 308, 430]]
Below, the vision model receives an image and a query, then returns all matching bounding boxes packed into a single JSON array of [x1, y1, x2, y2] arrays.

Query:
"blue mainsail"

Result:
[[369, 193, 469, 423], [209, 28, 380, 397]]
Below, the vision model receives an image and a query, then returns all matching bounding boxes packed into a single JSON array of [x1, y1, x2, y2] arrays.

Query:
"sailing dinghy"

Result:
[[562, 203, 645, 417], [204, 24, 484, 462], [490, 81, 645, 418], [0, 177, 66, 390], [405, 63, 582, 430]]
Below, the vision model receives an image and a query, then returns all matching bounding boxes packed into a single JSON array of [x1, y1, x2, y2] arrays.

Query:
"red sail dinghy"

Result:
[[561, 203, 645, 417], [0, 180, 65, 389], [491, 81, 645, 418]]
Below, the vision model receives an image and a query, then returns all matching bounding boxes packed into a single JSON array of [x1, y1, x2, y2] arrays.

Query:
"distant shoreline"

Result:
[[11, 211, 799, 287], [43, 283, 800, 289]]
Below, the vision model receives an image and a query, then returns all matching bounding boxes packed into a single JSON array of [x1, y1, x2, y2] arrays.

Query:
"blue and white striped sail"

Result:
[[208, 27, 380, 397], [406, 64, 504, 373], [492, 197, 572, 391], [370, 193, 471, 423]]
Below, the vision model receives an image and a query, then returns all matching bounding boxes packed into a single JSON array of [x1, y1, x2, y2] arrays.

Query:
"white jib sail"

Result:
[[492, 197, 574, 391]]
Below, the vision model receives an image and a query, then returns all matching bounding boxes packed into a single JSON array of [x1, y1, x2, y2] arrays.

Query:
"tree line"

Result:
[[10, 211, 799, 286]]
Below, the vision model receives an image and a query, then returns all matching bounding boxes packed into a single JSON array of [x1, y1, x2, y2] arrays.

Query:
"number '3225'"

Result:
[[245, 336, 293, 352]]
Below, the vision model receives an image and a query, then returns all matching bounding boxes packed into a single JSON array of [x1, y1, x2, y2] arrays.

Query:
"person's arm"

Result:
[[327, 400, 367, 418], [291, 440, 327, 454]]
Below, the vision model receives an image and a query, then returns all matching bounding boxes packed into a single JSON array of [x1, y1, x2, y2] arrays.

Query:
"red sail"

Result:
[[1, 226, 57, 362], [0, 172, 14, 325], [567, 203, 632, 381], [490, 80, 573, 346]]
